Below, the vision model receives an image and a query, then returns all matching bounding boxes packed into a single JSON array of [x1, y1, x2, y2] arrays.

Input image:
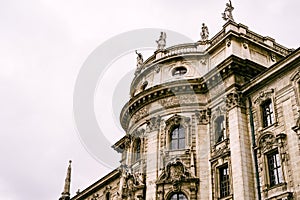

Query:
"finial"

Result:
[[222, 0, 234, 21], [200, 23, 209, 41], [156, 32, 167, 51], [59, 160, 72, 200]]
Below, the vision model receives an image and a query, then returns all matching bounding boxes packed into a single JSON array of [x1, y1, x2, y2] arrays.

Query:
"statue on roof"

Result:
[[134, 50, 143, 76], [156, 32, 167, 51], [200, 23, 209, 41], [222, 0, 234, 21]]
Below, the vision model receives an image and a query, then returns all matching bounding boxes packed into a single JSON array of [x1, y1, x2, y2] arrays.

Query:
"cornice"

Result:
[[242, 48, 300, 95], [131, 22, 291, 91], [121, 55, 265, 131]]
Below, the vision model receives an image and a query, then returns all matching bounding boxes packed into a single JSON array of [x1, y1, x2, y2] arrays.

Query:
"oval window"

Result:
[[172, 66, 187, 77]]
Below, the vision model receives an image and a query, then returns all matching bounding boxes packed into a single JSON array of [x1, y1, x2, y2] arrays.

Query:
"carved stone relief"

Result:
[[195, 109, 211, 124], [225, 92, 243, 110], [159, 95, 198, 108], [132, 106, 149, 123], [146, 116, 161, 131], [253, 88, 274, 105]]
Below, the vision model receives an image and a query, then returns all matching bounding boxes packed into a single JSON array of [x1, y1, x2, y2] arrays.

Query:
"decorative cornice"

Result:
[[121, 56, 265, 131], [159, 95, 198, 109]]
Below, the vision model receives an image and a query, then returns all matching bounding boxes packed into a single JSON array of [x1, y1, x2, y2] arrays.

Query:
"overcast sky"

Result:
[[1, 0, 300, 200]]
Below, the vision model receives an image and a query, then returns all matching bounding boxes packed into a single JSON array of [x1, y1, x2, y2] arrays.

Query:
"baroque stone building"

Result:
[[59, 10, 300, 200]]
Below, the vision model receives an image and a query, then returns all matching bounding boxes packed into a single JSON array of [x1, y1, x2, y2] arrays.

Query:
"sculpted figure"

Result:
[[134, 50, 143, 75], [200, 23, 209, 41], [156, 32, 167, 50], [222, 0, 234, 21]]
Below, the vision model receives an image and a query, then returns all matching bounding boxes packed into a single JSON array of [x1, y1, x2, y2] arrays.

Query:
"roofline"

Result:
[[242, 47, 300, 94], [71, 168, 120, 200]]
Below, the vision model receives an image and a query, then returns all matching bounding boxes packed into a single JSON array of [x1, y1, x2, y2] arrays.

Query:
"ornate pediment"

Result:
[[253, 89, 274, 105], [121, 171, 146, 199], [257, 133, 276, 153], [157, 158, 193, 183], [165, 114, 190, 127]]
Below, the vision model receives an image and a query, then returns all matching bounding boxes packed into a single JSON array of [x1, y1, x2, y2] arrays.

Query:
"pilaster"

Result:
[[226, 92, 255, 200], [145, 116, 161, 200]]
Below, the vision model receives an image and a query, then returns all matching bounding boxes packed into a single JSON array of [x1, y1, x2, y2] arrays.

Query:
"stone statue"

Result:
[[134, 50, 143, 76], [156, 32, 167, 51], [222, 0, 234, 21], [135, 50, 143, 67], [200, 23, 209, 41]]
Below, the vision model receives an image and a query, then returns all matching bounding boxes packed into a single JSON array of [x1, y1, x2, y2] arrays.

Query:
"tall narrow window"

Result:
[[215, 115, 225, 143], [169, 193, 188, 200], [135, 139, 141, 161], [170, 125, 185, 150], [106, 192, 110, 200], [267, 150, 283, 186], [219, 164, 230, 198], [261, 99, 274, 127]]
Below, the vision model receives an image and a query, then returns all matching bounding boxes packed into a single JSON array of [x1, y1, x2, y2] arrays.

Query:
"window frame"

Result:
[[261, 99, 275, 128], [266, 150, 284, 187], [170, 125, 185, 150], [172, 66, 187, 77], [169, 192, 188, 200], [133, 138, 141, 162], [219, 164, 231, 198]]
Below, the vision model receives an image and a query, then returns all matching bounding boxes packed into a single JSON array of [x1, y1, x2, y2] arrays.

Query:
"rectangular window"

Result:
[[261, 99, 274, 127], [219, 164, 230, 198], [267, 150, 283, 187]]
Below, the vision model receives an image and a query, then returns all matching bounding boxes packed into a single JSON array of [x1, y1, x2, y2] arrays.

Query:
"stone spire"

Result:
[[59, 160, 72, 200]]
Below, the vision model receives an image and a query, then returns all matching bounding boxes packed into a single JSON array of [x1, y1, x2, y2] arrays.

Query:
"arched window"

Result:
[[134, 138, 141, 161], [170, 125, 185, 150], [215, 115, 225, 143], [170, 192, 188, 200]]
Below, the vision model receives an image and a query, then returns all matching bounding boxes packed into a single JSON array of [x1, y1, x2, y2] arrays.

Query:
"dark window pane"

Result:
[[172, 67, 187, 77]]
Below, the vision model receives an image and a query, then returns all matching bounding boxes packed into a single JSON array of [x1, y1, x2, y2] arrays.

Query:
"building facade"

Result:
[[59, 17, 300, 200]]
